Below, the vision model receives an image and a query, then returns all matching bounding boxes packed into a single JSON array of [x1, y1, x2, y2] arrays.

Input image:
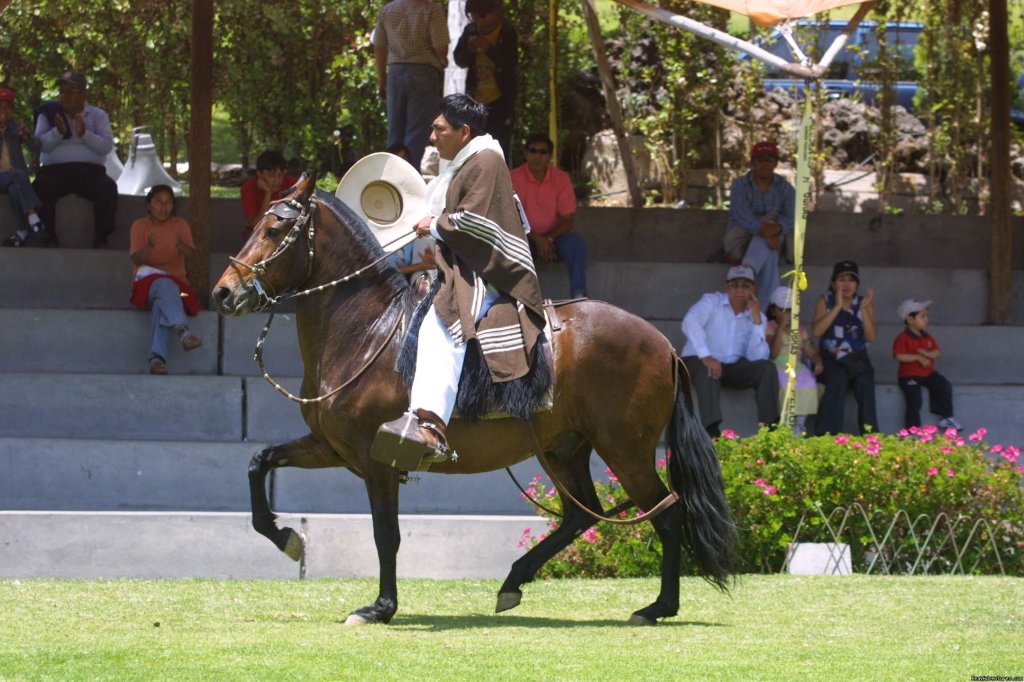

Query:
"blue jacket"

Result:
[[2, 121, 39, 172]]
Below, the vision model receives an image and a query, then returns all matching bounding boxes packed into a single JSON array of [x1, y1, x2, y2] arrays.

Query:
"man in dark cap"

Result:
[[32, 69, 118, 248]]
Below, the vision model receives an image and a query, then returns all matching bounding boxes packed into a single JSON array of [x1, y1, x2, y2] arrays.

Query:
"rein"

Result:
[[254, 300, 404, 405], [510, 333, 682, 527]]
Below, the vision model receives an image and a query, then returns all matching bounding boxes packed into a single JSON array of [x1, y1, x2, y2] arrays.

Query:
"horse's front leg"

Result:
[[345, 461, 402, 626], [249, 433, 343, 561]]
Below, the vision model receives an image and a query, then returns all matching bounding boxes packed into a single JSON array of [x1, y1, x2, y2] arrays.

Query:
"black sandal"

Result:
[[2, 233, 27, 247]]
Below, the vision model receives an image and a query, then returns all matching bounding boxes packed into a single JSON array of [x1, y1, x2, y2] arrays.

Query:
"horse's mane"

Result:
[[312, 188, 409, 295]]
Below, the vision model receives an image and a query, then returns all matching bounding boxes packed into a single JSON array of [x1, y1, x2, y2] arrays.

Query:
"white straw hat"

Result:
[[336, 152, 427, 252]]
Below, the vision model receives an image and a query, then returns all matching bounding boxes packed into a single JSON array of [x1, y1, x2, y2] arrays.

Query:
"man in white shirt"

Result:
[[681, 265, 780, 437]]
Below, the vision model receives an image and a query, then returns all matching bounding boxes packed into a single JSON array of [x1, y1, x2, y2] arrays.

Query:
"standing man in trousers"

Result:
[[374, 0, 450, 173]]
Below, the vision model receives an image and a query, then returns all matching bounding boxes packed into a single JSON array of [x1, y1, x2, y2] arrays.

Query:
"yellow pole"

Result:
[[549, 0, 559, 160], [780, 89, 813, 431]]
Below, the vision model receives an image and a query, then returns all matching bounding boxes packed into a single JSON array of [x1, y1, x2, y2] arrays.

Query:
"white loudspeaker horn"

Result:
[[116, 127, 183, 196]]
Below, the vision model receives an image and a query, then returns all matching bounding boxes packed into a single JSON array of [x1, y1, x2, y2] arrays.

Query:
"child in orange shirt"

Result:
[[129, 185, 201, 374]]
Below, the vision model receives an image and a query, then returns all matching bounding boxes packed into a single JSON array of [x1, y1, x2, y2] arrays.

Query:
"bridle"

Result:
[[228, 191, 410, 404], [228, 196, 316, 312], [228, 194, 403, 312]]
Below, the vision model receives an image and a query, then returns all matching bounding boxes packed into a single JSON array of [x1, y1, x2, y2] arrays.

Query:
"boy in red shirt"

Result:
[[892, 299, 961, 431]]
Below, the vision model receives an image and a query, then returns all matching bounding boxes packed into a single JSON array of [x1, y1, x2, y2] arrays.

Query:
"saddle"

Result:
[[371, 296, 584, 472]]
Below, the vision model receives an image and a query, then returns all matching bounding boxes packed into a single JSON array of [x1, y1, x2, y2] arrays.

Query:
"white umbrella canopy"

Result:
[[692, 0, 866, 27]]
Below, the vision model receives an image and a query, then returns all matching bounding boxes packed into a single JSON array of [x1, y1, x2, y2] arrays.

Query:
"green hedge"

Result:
[[519, 426, 1024, 577]]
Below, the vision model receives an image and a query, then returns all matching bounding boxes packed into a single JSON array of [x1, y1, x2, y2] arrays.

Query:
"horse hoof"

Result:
[[344, 613, 371, 627], [627, 613, 658, 626], [495, 591, 522, 613], [282, 529, 304, 562]]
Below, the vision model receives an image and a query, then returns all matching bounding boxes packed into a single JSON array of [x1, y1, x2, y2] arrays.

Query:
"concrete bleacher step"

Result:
[[650, 320, 1024, 385], [0, 511, 534, 579], [8, 247, 1024, 327], [7, 305, 1023, 387], [0, 438, 257, 512], [1, 309, 220, 375], [0, 308, 302, 377], [0, 249, 233, 310], [0, 373, 243, 441], [700, 382, 1024, 446], [0, 436, 603, 516]]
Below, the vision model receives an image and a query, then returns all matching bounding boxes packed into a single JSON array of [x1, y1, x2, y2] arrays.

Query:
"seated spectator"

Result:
[[766, 286, 823, 435], [129, 185, 201, 375], [1, 86, 47, 247], [240, 149, 297, 238], [723, 140, 795, 305], [681, 265, 780, 438], [893, 298, 962, 431], [812, 260, 878, 435], [32, 70, 117, 248], [510, 132, 588, 298]]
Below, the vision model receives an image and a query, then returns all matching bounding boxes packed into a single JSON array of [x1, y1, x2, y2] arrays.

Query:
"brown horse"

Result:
[[213, 175, 735, 626]]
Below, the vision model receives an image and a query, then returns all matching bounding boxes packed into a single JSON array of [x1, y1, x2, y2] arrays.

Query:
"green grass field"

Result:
[[1, 575, 1021, 681]]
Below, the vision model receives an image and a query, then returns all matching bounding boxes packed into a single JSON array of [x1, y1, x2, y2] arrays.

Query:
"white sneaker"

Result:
[[938, 417, 963, 431]]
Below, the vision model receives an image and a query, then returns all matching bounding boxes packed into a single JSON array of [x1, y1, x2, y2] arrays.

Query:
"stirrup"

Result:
[[371, 412, 457, 472]]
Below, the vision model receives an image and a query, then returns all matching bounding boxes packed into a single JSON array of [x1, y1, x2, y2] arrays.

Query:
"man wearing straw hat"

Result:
[[373, 94, 545, 465]]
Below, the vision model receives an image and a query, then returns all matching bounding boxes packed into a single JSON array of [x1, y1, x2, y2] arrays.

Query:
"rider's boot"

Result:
[[371, 408, 455, 470], [412, 409, 452, 463]]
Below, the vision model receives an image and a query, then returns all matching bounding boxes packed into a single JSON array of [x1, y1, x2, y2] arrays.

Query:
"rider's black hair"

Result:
[[438, 93, 488, 138]]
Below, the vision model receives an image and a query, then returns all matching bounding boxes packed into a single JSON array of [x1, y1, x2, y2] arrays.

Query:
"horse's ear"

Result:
[[288, 172, 318, 202]]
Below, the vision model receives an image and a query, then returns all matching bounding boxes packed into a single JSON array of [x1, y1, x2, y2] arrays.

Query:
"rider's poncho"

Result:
[[431, 145, 546, 383]]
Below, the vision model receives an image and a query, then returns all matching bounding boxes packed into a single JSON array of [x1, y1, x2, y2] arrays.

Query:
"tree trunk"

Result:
[[189, 0, 214, 306], [987, 0, 1012, 324]]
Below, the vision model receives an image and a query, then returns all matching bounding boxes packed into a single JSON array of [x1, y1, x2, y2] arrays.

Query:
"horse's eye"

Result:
[[265, 227, 282, 239]]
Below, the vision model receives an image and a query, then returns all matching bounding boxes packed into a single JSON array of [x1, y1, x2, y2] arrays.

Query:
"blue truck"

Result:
[[755, 20, 1024, 124], [756, 20, 924, 111]]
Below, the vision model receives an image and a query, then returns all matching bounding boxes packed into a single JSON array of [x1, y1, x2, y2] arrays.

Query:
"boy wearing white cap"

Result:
[[892, 299, 961, 431], [681, 264, 780, 437]]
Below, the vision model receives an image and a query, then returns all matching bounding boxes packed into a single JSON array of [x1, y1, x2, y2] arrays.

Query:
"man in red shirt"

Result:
[[892, 298, 961, 431], [240, 150, 297, 238], [509, 132, 587, 298]]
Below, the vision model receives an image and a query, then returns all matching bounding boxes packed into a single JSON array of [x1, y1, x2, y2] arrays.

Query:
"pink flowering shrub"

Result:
[[518, 467, 667, 578], [717, 426, 1024, 574], [519, 428, 1024, 577]]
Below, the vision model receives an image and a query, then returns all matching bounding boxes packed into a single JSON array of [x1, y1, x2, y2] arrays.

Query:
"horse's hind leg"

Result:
[[249, 433, 343, 560], [496, 441, 606, 613], [628, 503, 684, 625], [606, 460, 684, 625]]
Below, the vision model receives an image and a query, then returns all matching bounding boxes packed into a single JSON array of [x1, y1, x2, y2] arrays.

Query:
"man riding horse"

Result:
[[374, 93, 546, 464]]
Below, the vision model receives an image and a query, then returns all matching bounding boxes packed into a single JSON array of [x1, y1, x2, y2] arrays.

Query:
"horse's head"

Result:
[[213, 174, 319, 315]]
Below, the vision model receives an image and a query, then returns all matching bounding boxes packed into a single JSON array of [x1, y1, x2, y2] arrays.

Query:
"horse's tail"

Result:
[[667, 355, 737, 590]]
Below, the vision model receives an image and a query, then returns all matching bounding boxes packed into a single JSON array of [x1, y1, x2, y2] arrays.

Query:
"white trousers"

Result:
[[409, 284, 500, 424]]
